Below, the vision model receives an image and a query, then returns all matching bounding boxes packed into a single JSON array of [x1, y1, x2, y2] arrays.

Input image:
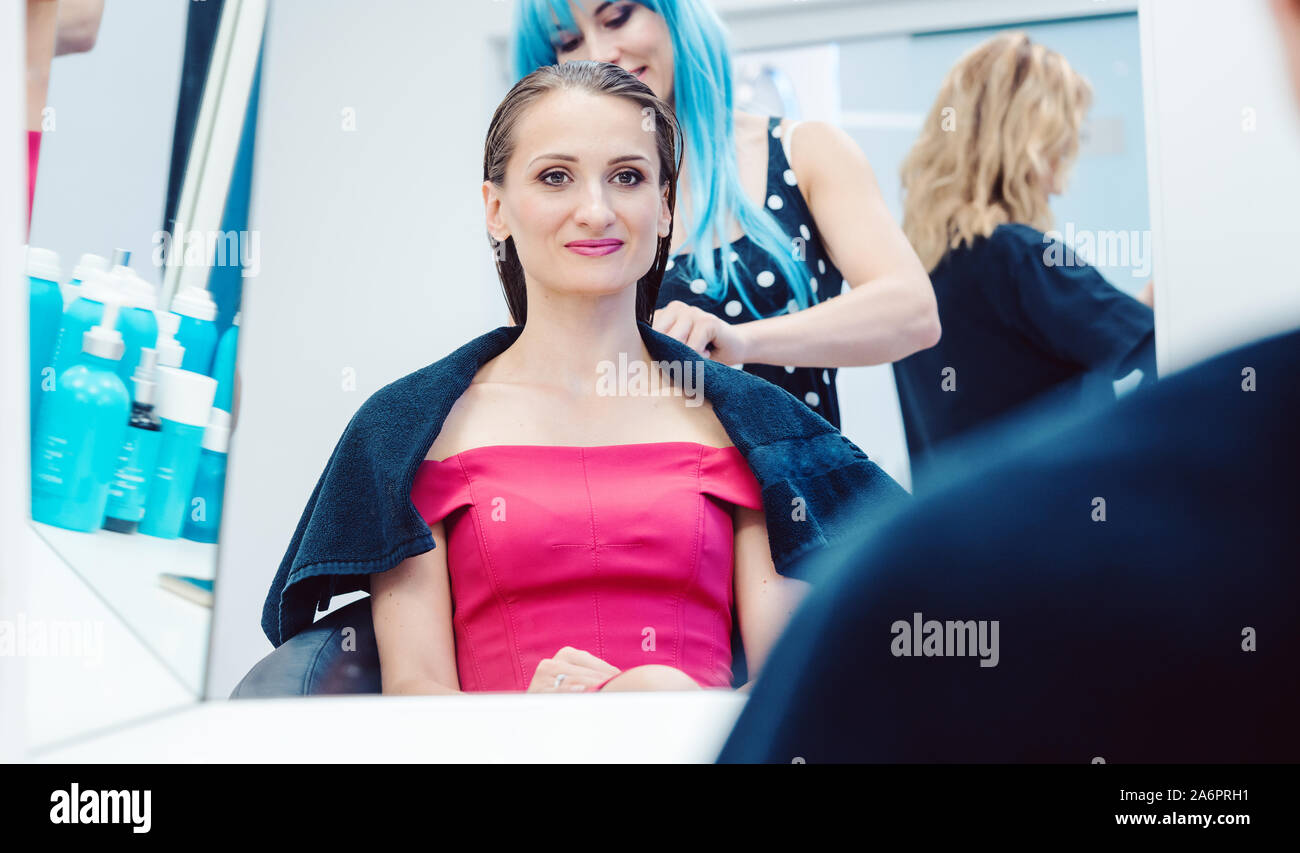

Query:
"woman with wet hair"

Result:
[[262, 61, 908, 696], [513, 0, 940, 431]]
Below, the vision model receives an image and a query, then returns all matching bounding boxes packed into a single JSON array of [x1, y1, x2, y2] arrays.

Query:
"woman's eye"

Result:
[[605, 3, 634, 28], [555, 34, 581, 54], [541, 171, 570, 186], [613, 169, 644, 186]]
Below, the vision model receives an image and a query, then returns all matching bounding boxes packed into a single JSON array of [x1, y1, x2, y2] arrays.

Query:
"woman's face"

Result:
[[552, 1, 675, 104], [483, 89, 672, 304]]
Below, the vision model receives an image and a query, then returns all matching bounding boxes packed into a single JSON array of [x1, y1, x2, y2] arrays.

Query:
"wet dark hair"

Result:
[[483, 60, 682, 326]]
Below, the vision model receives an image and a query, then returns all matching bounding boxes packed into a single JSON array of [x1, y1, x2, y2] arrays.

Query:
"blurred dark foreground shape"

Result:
[[719, 328, 1300, 763]]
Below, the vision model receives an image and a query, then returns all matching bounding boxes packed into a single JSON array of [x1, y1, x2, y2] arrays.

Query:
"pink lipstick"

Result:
[[566, 239, 624, 257]]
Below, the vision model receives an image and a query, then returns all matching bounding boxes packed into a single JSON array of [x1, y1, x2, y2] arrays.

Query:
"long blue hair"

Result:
[[512, 0, 817, 318]]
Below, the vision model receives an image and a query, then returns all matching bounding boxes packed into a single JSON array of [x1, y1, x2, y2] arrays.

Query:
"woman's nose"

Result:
[[574, 184, 617, 229], [585, 31, 621, 66]]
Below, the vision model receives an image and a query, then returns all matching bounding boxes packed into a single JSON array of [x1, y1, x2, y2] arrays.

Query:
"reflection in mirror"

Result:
[[733, 13, 1156, 495], [23, 0, 264, 748], [222, 2, 1156, 721]]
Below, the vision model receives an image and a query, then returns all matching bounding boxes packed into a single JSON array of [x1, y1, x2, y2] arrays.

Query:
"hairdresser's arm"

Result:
[[26, 1, 58, 130], [739, 121, 940, 368], [655, 121, 941, 369], [371, 520, 461, 695], [732, 504, 810, 690]]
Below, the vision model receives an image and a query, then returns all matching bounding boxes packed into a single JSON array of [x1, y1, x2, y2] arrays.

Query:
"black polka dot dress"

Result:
[[656, 115, 849, 430]]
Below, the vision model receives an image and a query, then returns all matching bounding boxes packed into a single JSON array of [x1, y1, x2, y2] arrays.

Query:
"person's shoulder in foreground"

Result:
[[719, 327, 1300, 762]]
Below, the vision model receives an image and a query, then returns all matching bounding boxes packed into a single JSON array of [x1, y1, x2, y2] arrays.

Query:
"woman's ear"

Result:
[[658, 182, 673, 238], [483, 180, 510, 241]]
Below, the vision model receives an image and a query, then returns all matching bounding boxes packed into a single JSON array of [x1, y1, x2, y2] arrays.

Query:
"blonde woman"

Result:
[[892, 32, 1156, 492]]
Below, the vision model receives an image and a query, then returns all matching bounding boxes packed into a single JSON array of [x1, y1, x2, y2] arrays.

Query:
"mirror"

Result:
[[730, 10, 1154, 492], [207, 0, 1158, 716], [22, 0, 265, 749]]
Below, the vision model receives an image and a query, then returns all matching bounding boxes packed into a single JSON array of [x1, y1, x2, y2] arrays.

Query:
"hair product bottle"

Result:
[[138, 366, 217, 540], [103, 348, 164, 535], [62, 252, 109, 309], [153, 310, 187, 370], [212, 311, 240, 412], [51, 267, 116, 377], [30, 298, 132, 532], [181, 408, 231, 544], [107, 266, 159, 385], [27, 246, 63, 438], [169, 285, 219, 376]]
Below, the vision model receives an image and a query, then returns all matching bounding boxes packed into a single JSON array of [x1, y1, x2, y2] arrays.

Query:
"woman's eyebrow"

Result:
[[527, 153, 651, 167]]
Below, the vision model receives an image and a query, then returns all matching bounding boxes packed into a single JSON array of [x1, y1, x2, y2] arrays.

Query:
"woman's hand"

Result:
[[528, 646, 621, 693], [651, 301, 749, 366]]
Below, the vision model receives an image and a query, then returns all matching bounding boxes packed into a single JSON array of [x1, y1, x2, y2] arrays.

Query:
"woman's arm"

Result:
[[370, 519, 461, 695], [26, 1, 58, 130], [737, 120, 941, 368], [998, 229, 1157, 380], [732, 504, 811, 686]]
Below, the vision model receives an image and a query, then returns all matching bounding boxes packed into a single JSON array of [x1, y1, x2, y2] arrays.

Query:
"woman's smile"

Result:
[[565, 238, 625, 257]]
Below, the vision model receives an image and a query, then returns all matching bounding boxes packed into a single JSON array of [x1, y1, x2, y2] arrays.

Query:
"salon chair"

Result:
[[231, 598, 381, 697]]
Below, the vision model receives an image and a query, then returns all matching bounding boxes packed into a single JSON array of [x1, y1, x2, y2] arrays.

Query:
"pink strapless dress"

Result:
[[409, 442, 763, 692]]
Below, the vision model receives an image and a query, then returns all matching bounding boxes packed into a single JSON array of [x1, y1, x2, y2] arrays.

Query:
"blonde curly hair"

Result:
[[901, 32, 1093, 271]]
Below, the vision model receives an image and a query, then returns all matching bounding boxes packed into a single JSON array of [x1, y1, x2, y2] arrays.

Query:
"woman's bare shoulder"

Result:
[[424, 380, 523, 462]]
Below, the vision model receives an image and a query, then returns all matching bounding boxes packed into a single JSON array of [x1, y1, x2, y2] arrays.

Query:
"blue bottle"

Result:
[[182, 408, 231, 544], [139, 366, 217, 540], [51, 268, 117, 379], [108, 267, 159, 385], [169, 285, 219, 376], [62, 253, 109, 310], [212, 312, 240, 412], [27, 247, 63, 438], [31, 299, 132, 532], [103, 349, 164, 535], [52, 251, 131, 377]]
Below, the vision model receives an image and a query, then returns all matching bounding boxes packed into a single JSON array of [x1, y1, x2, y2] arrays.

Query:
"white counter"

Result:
[[30, 520, 215, 694], [34, 691, 749, 763]]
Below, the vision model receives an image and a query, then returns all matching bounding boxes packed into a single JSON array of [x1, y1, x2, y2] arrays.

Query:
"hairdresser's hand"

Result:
[[527, 646, 621, 693], [652, 300, 749, 366]]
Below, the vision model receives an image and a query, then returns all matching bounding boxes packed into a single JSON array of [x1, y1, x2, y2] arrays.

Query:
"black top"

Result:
[[657, 116, 847, 429], [892, 223, 1156, 491], [721, 326, 1300, 762]]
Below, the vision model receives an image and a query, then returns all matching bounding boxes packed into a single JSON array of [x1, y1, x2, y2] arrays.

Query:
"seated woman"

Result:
[[892, 32, 1157, 494], [260, 61, 908, 695]]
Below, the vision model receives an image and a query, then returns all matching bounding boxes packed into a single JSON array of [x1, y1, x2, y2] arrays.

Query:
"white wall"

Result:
[[206, 0, 509, 698], [1141, 0, 1300, 372]]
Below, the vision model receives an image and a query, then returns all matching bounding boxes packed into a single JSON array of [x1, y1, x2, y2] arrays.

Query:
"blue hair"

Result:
[[512, 0, 818, 318]]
